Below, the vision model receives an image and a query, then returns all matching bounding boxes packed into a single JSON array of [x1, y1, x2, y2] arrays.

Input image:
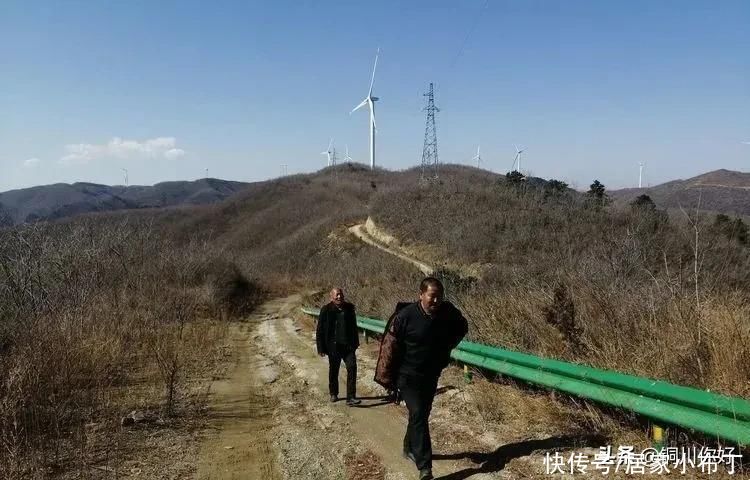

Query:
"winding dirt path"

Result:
[[348, 222, 434, 276], [193, 295, 501, 480]]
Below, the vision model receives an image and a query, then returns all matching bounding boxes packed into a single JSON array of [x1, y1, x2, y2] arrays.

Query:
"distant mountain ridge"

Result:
[[0, 178, 249, 226], [611, 169, 750, 217]]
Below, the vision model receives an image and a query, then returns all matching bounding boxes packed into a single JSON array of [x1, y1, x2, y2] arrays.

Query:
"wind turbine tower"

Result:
[[121, 168, 128, 186], [351, 49, 380, 170], [472, 145, 482, 168], [344, 145, 352, 164], [321, 138, 333, 167], [512, 145, 525, 172], [421, 82, 440, 179], [638, 162, 644, 188]]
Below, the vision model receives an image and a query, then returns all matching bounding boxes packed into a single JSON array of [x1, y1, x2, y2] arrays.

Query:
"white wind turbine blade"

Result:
[[351, 98, 368, 114], [368, 48, 380, 97], [742, 141, 750, 145]]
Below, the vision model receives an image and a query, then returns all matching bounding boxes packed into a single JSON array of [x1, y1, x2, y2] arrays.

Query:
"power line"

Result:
[[448, 0, 490, 70]]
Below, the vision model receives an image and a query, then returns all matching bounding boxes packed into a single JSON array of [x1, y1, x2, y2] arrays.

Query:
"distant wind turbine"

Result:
[[472, 145, 482, 168], [351, 48, 380, 170], [638, 162, 645, 188], [121, 168, 128, 186], [511, 145, 525, 172], [344, 145, 353, 163], [321, 138, 334, 167]]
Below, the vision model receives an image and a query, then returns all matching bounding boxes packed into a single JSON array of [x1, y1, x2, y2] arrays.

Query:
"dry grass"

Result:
[[3, 163, 749, 475], [0, 218, 258, 477], [370, 166, 750, 397], [343, 449, 385, 480]]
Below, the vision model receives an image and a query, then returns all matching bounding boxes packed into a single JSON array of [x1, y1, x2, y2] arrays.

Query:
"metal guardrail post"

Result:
[[463, 364, 473, 383], [652, 425, 665, 451]]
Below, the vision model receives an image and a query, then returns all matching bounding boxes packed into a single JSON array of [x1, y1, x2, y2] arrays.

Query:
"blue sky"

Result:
[[1, 0, 748, 192]]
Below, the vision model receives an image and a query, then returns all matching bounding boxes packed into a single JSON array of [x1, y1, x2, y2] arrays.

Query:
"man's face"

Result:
[[330, 288, 344, 306], [419, 285, 444, 315]]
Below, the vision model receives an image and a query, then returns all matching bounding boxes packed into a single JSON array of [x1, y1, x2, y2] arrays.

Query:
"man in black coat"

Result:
[[374, 277, 468, 480], [316, 287, 361, 406]]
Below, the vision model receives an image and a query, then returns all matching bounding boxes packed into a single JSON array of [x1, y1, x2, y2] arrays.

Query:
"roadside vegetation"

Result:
[[2, 163, 748, 476]]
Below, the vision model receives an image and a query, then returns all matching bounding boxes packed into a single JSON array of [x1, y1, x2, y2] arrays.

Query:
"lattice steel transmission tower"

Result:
[[421, 82, 440, 179], [330, 148, 339, 180], [330, 148, 338, 168]]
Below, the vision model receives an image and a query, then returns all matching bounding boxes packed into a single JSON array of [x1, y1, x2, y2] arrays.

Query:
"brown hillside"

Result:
[[611, 169, 750, 216], [3, 163, 750, 475]]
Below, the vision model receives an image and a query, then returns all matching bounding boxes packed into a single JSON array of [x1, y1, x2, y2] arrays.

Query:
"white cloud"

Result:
[[23, 157, 40, 168], [59, 137, 187, 165], [164, 148, 186, 159]]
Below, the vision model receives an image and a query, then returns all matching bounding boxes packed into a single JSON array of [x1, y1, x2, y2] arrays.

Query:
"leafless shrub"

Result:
[[0, 216, 259, 475]]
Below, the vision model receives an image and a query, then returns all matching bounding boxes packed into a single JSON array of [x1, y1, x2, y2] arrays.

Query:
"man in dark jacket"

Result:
[[316, 287, 361, 406], [374, 277, 468, 480]]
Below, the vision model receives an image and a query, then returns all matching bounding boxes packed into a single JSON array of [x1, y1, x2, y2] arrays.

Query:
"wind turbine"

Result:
[[638, 162, 645, 188], [121, 168, 128, 186], [472, 145, 482, 168], [511, 145, 525, 172], [351, 48, 380, 170], [321, 138, 333, 167], [344, 145, 353, 164]]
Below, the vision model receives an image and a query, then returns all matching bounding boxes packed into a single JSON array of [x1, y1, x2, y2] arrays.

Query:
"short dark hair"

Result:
[[419, 277, 444, 293]]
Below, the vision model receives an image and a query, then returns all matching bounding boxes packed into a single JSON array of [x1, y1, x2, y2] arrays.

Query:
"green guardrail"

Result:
[[301, 307, 750, 446], [451, 349, 750, 445], [456, 341, 750, 423]]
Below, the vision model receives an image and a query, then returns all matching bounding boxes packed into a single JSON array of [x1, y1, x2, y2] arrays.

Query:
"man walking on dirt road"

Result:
[[374, 277, 468, 480], [316, 288, 361, 406]]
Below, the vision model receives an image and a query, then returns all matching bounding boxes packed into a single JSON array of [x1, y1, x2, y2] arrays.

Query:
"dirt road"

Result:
[[193, 295, 515, 480], [190, 218, 739, 479]]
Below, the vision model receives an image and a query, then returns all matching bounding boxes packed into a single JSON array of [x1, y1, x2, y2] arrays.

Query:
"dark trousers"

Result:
[[399, 375, 439, 471], [327, 346, 357, 398]]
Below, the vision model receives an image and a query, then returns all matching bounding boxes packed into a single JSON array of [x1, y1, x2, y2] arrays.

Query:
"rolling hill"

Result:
[[0, 178, 250, 226], [611, 169, 750, 217]]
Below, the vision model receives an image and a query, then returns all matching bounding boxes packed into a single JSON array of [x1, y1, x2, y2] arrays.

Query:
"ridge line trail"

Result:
[[194, 295, 502, 480], [348, 222, 433, 276]]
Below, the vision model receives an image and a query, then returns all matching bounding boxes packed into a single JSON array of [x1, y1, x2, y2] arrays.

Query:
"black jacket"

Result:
[[316, 301, 359, 355], [375, 301, 468, 388]]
